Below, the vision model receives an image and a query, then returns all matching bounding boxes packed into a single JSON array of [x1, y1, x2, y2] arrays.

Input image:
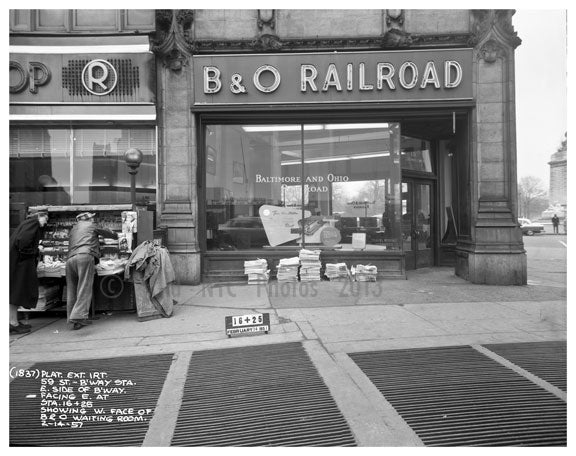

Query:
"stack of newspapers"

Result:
[[277, 257, 300, 282], [352, 264, 378, 282], [299, 249, 322, 281], [244, 259, 270, 285], [324, 262, 351, 281]]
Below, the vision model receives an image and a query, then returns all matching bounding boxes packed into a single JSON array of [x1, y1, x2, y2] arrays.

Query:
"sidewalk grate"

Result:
[[171, 342, 356, 446], [10, 354, 174, 446], [349, 345, 567, 446], [482, 341, 567, 391]]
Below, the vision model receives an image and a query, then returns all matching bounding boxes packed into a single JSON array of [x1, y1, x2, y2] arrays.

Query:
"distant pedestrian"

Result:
[[9, 211, 49, 334], [552, 214, 560, 234], [66, 212, 118, 330]]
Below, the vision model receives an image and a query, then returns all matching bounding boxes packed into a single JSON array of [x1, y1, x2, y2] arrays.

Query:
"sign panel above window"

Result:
[[9, 53, 155, 104], [193, 49, 472, 106]]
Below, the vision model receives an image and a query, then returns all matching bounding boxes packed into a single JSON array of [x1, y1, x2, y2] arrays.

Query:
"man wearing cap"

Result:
[[10, 211, 49, 334], [66, 212, 118, 330]]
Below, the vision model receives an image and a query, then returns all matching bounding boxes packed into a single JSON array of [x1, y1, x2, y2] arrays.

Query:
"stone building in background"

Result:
[[541, 133, 567, 222], [549, 134, 567, 207]]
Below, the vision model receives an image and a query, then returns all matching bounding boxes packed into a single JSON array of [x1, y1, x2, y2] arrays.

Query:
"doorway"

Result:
[[402, 179, 434, 269]]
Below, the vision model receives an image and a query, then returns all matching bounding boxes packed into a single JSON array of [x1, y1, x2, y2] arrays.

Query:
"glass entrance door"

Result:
[[402, 180, 434, 269]]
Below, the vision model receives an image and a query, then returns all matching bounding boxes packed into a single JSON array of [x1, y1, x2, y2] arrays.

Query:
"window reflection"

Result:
[[72, 129, 155, 204], [303, 123, 402, 251], [10, 128, 71, 206], [401, 136, 432, 172], [205, 123, 402, 251], [9, 127, 156, 206]]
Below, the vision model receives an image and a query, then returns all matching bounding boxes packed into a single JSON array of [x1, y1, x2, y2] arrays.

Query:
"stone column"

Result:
[[456, 10, 527, 285], [153, 10, 200, 284]]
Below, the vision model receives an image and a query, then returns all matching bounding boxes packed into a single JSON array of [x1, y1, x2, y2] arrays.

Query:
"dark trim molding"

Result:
[[190, 33, 473, 54]]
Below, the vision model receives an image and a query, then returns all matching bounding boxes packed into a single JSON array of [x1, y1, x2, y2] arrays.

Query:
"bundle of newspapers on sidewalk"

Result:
[[324, 262, 352, 281], [299, 249, 322, 282], [244, 258, 270, 285], [277, 256, 300, 282], [351, 264, 378, 282]]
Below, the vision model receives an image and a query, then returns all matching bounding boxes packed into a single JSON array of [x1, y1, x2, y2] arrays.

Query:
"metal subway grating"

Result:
[[482, 341, 567, 391], [349, 345, 567, 446], [171, 342, 356, 446], [10, 354, 174, 446]]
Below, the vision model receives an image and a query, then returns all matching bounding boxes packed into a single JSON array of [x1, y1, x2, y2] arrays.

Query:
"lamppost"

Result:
[[124, 148, 143, 207]]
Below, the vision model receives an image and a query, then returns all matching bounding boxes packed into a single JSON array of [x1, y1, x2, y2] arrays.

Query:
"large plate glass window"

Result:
[[303, 123, 402, 251], [72, 128, 156, 205], [9, 126, 156, 206], [206, 124, 302, 250], [10, 128, 71, 207], [205, 122, 402, 251]]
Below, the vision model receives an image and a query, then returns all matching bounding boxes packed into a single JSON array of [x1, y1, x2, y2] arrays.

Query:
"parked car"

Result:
[[217, 216, 268, 249], [518, 218, 545, 236]]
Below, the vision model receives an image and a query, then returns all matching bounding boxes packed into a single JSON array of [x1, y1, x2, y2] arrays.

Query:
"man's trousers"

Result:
[[66, 253, 95, 321]]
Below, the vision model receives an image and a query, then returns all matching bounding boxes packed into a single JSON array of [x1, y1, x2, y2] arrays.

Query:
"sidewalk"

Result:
[[9, 253, 567, 446], [9, 267, 566, 364]]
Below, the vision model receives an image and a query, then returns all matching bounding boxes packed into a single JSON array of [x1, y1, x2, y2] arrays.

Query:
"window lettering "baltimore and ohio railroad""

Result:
[[203, 60, 463, 95]]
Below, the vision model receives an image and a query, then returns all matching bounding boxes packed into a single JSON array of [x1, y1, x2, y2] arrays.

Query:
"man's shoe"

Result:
[[72, 322, 83, 330], [70, 319, 92, 326], [10, 324, 31, 334], [18, 322, 31, 330]]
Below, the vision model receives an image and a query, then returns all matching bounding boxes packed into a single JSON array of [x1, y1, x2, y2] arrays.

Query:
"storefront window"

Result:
[[10, 128, 71, 206], [73, 128, 156, 205], [303, 123, 402, 250], [206, 124, 301, 250], [401, 136, 433, 173], [9, 127, 156, 207], [205, 122, 402, 251]]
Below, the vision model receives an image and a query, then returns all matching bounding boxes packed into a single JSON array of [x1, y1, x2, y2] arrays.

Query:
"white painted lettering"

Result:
[[204, 66, 222, 94], [322, 64, 343, 92], [358, 63, 374, 91], [346, 63, 353, 91], [399, 61, 418, 89], [376, 63, 396, 90], [301, 65, 318, 92], [85, 61, 108, 91], [444, 60, 463, 88], [253, 65, 281, 93], [420, 61, 441, 89]]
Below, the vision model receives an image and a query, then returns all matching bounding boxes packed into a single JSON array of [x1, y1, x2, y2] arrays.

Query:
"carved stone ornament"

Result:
[[478, 39, 506, 63], [469, 9, 521, 49], [152, 9, 195, 71], [250, 34, 283, 51], [386, 9, 404, 30], [381, 28, 413, 47], [257, 9, 276, 31]]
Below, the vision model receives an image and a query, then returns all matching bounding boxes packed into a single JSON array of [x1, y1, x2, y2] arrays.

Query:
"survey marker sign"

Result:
[[225, 313, 270, 337]]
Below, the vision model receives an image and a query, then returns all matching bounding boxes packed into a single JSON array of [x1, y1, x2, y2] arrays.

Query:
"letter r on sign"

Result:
[[81, 59, 117, 96], [86, 61, 108, 90]]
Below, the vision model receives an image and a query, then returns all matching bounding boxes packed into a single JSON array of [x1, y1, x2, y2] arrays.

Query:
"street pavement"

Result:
[[8, 235, 568, 446]]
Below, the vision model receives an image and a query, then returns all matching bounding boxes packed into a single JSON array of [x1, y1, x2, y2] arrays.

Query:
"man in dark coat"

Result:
[[9, 211, 49, 334], [66, 212, 118, 330], [552, 214, 560, 234]]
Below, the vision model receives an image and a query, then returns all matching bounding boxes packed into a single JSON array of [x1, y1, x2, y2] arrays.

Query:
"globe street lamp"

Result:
[[124, 148, 143, 207]]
